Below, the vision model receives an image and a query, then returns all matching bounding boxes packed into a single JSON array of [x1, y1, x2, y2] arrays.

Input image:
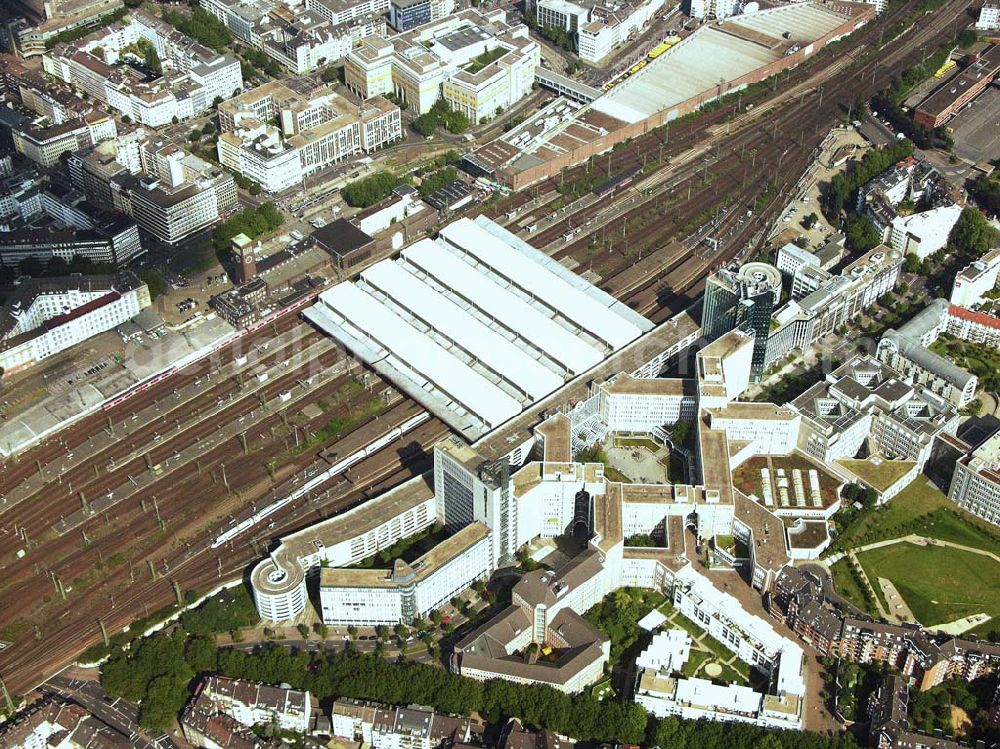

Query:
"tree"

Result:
[[413, 113, 438, 136], [184, 635, 218, 674], [844, 213, 881, 253], [321, 65, 339, 83], [949, 206, 1000, 259], [342, 172, 407, 208]]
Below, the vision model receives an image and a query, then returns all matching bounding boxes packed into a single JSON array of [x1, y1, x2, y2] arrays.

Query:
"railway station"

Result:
[[305, 216, 653, 439]]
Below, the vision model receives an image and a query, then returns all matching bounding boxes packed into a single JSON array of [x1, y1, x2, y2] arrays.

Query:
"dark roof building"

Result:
[[312, 219, 376, 270]]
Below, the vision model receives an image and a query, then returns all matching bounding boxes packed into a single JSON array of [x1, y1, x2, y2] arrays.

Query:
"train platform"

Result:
[[0, 314, 234, 458]]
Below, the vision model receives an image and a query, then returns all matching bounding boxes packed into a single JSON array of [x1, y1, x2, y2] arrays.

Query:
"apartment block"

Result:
[[43, 9, 242, 126]]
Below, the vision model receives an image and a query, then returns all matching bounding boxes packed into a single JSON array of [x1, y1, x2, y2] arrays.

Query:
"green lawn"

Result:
[[830, 479, 1000, 554], [855, 542, 1000, 627], [672, 613, 705, 639], [837, 458, 915, 492], [681, 649, 711, 678]]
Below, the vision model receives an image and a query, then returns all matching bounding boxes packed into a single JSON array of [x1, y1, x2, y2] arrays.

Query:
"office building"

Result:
[[529, 0, 663, 62], [70, 134, 237, 244], [318, 521, 492, 625], [790, 355, 958, 472], [0, 273, 150, 375], [949, 429, 1000, 526], [702, 262, 781, 377], [765, 246, 902, 372], [886, 203, 962, 260], [345, 8, 540, 119], [217, 81, 400, 192], [390, 0, 455, 31], [913, 44, 1000, 129], [978, 2, 1000, 29], [453, 549, 613, 694], [251, 476, 438, 621], [0, 217, 142, 268]]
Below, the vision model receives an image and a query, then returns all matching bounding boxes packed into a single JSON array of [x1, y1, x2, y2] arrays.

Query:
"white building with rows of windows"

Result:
[[0, 273, 150, 376], [217, 81, 401, 193]]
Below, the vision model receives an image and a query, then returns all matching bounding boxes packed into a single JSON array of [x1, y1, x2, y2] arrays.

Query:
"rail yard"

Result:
[[0, 0, 982, 699]]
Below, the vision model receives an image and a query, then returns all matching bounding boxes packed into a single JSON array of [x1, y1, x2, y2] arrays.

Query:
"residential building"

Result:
[[949, 429, 1000, 526], [42, 9, 242, 127], [0, 272, 150, 375], [217, 81, 400, 192], [182, 693, 285, 748], [200, 676, 313, 733], [701, 262, 782, 377], [877, 299, 978, 408], [951, 249, 1000, 307], [330, 700, 475, 749], [0, 698, 131, 749], [687, 0, 739, 19], [345, 8, 540, 119]]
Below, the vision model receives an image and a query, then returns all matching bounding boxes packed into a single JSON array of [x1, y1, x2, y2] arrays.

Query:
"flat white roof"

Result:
[[316, 282, 521, 428], [360, 260, 563, 400], [675, 677, 763, 714], [401, 239, 604, 375], [638, 609, 669, 632], [593, 2, 852, 123], [439, 217, 644, 350]]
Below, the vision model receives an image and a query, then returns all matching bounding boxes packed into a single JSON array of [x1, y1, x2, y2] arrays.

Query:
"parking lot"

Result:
[[948, 85, 1000, 164]]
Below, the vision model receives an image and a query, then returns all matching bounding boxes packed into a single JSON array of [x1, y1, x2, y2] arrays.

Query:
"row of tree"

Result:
[[823, 138, 914, 223]]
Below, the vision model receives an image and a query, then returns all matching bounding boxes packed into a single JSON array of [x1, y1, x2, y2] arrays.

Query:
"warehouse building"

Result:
[[466, 1, 873, 190], [913, 45, 1000, 129]]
